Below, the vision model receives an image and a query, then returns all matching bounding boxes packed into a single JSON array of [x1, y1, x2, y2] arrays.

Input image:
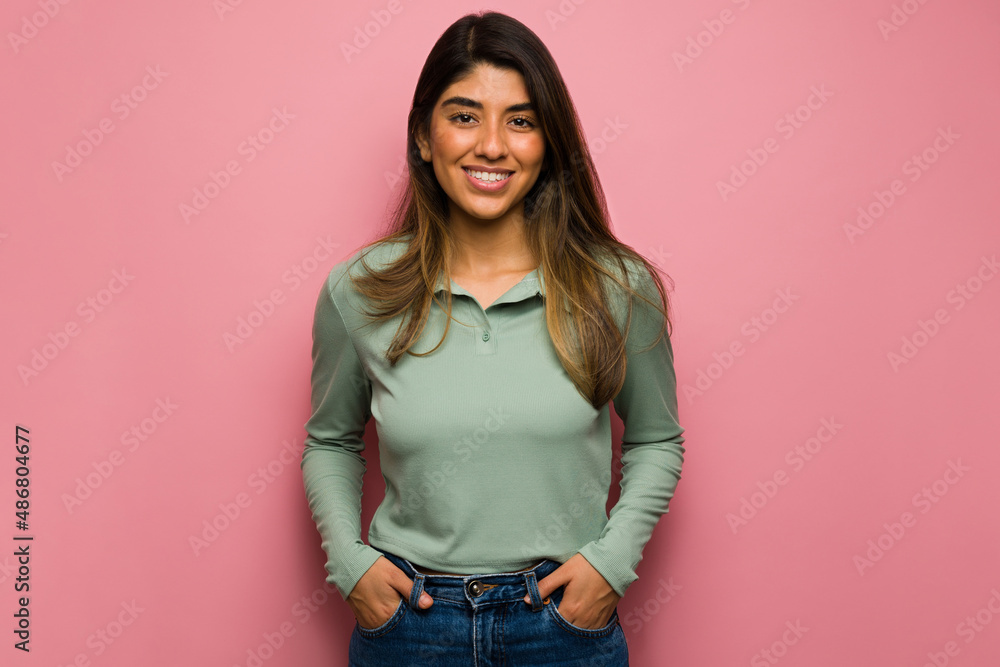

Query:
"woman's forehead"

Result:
[[438, 65, 529, 103]]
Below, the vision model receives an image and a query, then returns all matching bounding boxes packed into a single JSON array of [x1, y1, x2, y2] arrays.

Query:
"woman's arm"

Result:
[[301, 263, 382, 602], [576, 262, 686, 598]]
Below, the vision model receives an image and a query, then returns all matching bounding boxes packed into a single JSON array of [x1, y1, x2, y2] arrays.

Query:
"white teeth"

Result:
[[465, 169, 510, 182]]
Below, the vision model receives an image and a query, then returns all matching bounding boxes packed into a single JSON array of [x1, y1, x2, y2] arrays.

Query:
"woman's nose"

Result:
[[476, 121, 507, 158]]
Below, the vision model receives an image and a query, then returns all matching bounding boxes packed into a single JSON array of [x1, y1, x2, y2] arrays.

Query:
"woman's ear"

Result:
[[415, 126, 431, 162]]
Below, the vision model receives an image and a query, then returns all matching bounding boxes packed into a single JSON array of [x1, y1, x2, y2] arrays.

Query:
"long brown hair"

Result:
[[347, 10, 676, 409]]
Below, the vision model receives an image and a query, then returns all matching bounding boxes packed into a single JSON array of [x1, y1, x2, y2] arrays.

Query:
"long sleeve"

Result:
[[576, 264, 686, 598], [300, 265, 382, 601]]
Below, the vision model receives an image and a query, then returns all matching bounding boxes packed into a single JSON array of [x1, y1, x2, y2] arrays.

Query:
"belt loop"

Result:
[[399, 555, 418, 577], [408, 573, 426, 610], [524, 571, 545, 612]]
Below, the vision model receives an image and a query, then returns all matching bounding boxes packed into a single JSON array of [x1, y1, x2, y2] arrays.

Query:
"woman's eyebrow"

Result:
[[440, 96, 534, 113]]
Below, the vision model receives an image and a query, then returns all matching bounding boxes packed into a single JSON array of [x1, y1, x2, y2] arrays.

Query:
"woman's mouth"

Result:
[[463, 168, 512, 191]]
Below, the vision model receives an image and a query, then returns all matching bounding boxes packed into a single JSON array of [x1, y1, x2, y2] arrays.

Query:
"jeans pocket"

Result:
[[356, 598, 407, 638], [545, 588, 620, 638]]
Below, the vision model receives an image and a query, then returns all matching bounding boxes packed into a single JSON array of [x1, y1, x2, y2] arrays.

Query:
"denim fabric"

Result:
[[348, 546, 629, 666]]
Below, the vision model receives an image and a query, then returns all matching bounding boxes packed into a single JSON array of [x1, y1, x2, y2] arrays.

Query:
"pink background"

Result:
[[3, 1, 999, 665]]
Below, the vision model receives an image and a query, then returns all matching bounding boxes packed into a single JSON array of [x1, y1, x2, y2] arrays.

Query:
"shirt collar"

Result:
[[433, 263, 545, 305]]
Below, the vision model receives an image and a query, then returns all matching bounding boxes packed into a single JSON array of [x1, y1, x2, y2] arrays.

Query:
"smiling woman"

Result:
[[301, 10, 685, 667], [416, 65, 545, 231], [412, 63, 547, 308]]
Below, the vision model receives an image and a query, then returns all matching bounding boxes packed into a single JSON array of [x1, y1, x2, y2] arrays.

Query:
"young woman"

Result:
[[301, 10, 685, 665]]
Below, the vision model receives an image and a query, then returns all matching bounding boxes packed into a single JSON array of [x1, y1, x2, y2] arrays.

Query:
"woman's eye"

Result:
[[451, 113, 534, 128]]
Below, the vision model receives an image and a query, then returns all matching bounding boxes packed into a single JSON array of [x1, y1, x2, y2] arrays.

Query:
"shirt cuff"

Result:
[[326, 541, 384, 601], [576, 538, 640, 598]]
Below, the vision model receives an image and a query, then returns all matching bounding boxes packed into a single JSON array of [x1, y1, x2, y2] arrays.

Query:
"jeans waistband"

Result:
[[371, 545, 562, 606]]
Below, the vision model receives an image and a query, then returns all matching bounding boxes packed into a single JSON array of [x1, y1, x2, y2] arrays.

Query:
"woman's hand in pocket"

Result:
[[348, 556, 434, 629], [523, 553, 620, 630]]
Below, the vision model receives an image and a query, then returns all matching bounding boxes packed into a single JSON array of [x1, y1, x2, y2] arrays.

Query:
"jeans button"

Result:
[[468, 580, 483, 596]]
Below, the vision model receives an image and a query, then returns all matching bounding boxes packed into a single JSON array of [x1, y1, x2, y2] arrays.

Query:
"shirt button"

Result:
[[482, 331, 490, 342]]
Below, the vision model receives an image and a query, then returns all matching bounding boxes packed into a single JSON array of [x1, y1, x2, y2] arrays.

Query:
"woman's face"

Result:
[[416, 63, 546, 229]]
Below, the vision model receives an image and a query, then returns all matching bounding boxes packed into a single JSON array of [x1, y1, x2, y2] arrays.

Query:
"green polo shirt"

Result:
[[301, 236, 685, 601]]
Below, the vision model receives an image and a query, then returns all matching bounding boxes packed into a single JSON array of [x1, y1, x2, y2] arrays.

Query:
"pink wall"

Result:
[[2, 1, 998, 665]]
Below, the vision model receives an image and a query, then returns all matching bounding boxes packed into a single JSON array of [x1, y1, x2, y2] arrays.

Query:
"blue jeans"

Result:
[[349, 545, 629, 666]]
